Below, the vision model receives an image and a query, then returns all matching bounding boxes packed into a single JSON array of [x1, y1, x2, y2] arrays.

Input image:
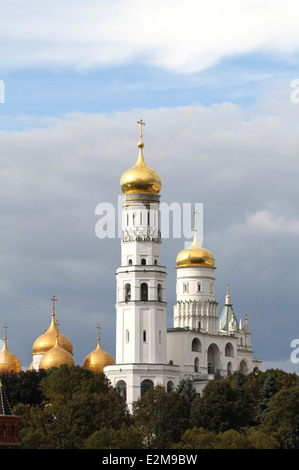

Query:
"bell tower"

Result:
[[104, 120, 179, 409]]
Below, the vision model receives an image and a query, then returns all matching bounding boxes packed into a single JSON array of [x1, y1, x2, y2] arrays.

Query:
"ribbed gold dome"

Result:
[[0, 324, 22, 374], [32, 298, 73, 356], [176, 230, 215, 268], [120, 119, 161, 195], [39, 333, 75, 370], [83, 326, 115, 374]]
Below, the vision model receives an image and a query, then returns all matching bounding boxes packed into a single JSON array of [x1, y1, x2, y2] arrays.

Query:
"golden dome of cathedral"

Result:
[[83, 324, 115, 373], [39, 332, 75, 370], [0, 323, 22, 374], [32, 296, 73, 356], [120, 119, 161, 195], [176, 215, 215, 268]]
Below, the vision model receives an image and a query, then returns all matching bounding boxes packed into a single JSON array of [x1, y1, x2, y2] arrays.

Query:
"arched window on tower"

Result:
[[128, 259, 132, 266], [141, 258, 146, 265], [143, 330, 147, 342], [157, 283, 162, 302], [125, 283, 131, 301], [141, 283, 148, 301]]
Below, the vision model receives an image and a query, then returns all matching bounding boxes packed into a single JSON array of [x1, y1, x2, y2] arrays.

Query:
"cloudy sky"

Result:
[[0, 1, 299, 373]]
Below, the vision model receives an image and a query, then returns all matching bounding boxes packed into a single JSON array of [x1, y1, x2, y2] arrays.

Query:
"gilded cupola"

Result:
[[0, 323, 22, 374], [120, 119, 161, 195], [39, 331, 75, 370], [83, 324, 115, 374], [32, 296, 73, 356], [176, 210, 215, 268]]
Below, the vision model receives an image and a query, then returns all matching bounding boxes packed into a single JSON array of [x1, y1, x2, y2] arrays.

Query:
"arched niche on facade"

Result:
[[207, 343, 220, 374]]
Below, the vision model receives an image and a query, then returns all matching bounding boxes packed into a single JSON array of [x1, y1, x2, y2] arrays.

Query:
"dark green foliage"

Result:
[[191, 379, 254, 432], [0, 369, 47, 407], [132, 385, 191, 448], [176, 378, 198, 403], [4, 366, 299, 449]]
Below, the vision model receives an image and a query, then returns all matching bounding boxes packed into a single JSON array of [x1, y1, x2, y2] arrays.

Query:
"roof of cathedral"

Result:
[[120, 119, 161, 195], [32, 296, 73, 356], [83, 324, 115, 373], [176, 211, 215, 268], [39, 331, 75, 370], [0, 323, 22, 374], [218, 283, 239, 332], [0, 379, 12, 416]]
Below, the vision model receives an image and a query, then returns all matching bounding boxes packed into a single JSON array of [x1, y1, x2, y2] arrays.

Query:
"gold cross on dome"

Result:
[[137, 118, 146, 139], [193, 209, 200, 231], [3, 322, 8, 339], [51, 295, 57, 313], [97, 323, 101, 340]]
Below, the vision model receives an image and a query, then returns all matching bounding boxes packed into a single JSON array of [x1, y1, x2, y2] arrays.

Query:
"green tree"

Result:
[[0, 370, 47, 407], [132, 385, 190, 449], [261, 386, 299, 448], [176, 378, 198, 403], [214, 429, 250, 449], [40, 364, 111, 406], [255, 374, 279, 425], [83, 425, 144, 449], [191, 379, 253, 432], [49, 389, 129, 449], [172, 427, 216, 449]]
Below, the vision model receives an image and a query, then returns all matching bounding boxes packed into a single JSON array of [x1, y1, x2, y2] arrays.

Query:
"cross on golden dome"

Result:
[[3, 322, 8, 341], [137, 118, 146, 140], [193, 209, 200, 231], [51, 295, 57, 313], [97, 323, 101, 338]]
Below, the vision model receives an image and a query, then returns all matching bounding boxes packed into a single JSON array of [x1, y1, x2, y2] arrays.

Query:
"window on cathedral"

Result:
[[154, 259, 157, 265], [116, 380, 127, 400], [141, 379, 154, 396], [147, 211, 150, 226], [194, 357, 199, 372], [143, 330, 147, 342], [192, 338, 201, 352], [159, 330, 162, 344], [128, 259, 132, 265], [225, 342, 234, 357], [197, 282, 201, 292], [141, 258, 146, 265], [157, 283, 162, 302], [167, 381, 174, 393], [141, 283, 148, 301], [125, 283, 131, 301], [125, 330, 130, 342]]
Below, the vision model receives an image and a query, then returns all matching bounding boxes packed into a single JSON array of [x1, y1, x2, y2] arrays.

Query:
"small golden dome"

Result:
[[83, 324, 115, 374], [120, 119, 161, 195], [176, 230, 215, 268], [0, 323, 22, 374], [39, 333, 75, 370], [32, 296, 73, 355]]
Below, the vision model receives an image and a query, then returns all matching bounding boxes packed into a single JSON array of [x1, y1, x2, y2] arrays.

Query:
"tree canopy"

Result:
[[1, 365, 298, 449]]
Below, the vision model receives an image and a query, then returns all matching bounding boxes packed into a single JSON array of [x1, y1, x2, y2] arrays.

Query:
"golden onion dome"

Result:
[[83, 325, 115, 374], [32, 297, 73, 355], [0, 324, 22, 374], [120, 119, 161, 195], [176, 229, 215, 268], [39, 333, 75, 370]]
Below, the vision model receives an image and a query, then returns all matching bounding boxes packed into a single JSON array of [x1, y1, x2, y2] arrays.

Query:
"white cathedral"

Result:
[[104, 120, 262, 409]]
